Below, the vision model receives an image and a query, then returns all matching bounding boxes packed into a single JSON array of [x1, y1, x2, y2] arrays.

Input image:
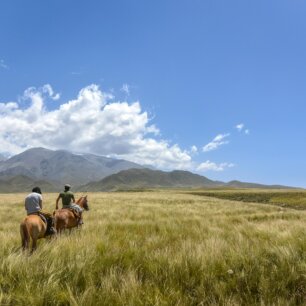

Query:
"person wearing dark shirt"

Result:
[[56, 184, 75, 209], [55, 184, 83, 225]]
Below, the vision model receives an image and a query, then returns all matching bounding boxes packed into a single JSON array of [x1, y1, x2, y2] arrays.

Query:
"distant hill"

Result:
[[78, 168, 223, 191], [78, 168, 296, 192], [225, 180, 295, 189], [0, 147, 143, 186], [0, 175, 59, 193]]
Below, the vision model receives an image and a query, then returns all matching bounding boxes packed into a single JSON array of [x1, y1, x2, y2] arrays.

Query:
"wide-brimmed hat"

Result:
[[64, 184, 71, 188]]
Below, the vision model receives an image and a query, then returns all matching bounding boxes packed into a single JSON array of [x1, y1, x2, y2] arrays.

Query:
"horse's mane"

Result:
[[76, 195, 87, 204]]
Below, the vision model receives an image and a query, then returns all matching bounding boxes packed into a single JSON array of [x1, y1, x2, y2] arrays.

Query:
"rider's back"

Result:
[[25, 192, 42, 215], [60, 191, 74, 207]]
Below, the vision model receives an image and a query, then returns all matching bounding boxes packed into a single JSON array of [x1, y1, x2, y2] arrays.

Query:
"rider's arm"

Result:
[[72, 194, 75, 203], [55, 194, 61, 209], [39, 198, 42, 209]]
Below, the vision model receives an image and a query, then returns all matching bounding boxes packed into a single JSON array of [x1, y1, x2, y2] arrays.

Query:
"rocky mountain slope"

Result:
[[0, 147, 143, 186]]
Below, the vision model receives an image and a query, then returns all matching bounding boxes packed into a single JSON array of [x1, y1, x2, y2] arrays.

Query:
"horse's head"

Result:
[[77, 195, 90, 211]]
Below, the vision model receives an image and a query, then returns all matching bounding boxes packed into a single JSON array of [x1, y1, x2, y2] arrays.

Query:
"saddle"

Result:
[[56, 206, 83, 226], [64, 208, 81, 219]]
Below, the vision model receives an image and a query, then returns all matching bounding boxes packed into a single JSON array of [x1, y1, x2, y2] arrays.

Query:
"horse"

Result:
[[20, 214, 53, 253], [53, 196, 89, 234]]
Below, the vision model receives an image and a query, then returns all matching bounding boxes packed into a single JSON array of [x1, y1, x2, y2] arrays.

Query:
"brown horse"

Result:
[[20, 214, 49, 252], [53, 196, 89, 233]]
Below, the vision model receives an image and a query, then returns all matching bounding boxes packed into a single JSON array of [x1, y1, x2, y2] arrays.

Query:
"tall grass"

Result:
[[0, 191, 305, 305], [188, 189, 306, 209]]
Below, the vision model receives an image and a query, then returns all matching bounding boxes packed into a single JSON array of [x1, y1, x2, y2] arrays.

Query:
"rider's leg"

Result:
[[78, 212, 84, 226], [40, 211, 56, 235]]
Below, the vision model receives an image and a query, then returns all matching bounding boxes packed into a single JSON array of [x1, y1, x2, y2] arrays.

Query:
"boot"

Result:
[[46, 216, 56, 236], [78, 213, 84, 226]]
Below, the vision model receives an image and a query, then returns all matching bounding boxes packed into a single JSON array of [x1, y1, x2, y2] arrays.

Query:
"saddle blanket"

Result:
[[63, 203, 83, 213]]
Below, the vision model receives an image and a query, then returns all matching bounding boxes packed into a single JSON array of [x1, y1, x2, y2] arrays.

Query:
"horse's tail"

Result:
[[20, 221, 30, 250]]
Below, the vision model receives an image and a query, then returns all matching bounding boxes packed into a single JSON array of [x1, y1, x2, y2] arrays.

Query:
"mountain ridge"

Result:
[[0, 147, 143, 186], [77, 168, 295, 192], [78, 168, 222, 191], [0, 148, 297, 192]]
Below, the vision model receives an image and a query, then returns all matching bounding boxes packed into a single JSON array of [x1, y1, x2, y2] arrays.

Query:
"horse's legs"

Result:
[[20, 224, 29, 251], [31, 237, 38, 253], [21, 238, 27, 251], [23, 238, 28, 251], [56, 227, 62, 235], [30, 226, 41, 253], [21, 233, 26, 250]]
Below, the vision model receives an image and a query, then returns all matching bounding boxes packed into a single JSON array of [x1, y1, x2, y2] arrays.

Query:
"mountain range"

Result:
[[0, 147, 142, 187], [0, 147, 295, 192], [78, 168, 223, 191], [78, 169, 295, 191]]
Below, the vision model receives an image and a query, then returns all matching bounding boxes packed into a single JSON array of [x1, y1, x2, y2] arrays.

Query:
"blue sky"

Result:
[[0, 0, 305, 187]]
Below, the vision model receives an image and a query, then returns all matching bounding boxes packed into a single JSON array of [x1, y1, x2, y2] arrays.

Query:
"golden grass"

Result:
[[187, 189, 306, 210], [0, 191, 305, 305]]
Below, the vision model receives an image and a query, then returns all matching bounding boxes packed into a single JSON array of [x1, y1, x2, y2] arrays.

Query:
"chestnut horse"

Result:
[[20, 214, 51, 252], [53, 196, 89, 233]]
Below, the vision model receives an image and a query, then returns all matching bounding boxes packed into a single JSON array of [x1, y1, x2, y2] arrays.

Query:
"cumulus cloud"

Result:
[[203, 133, 230, 152], [41, 84, 60, 100], [22, 84, 61, 105], [0, 84, 194, 170], [197, 160, 234, 172]]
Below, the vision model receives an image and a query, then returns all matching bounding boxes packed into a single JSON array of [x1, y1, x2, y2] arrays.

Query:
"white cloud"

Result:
[[0, 84, 238, 172], [236, 123, 250, 135], [0, 84, 194, 170], [197, 160, 234, 172], [22, 84, 60, 104], [190, 145, 198, 154], [121, 83, 130, 96], [0, 59, 9, 70], [42, 84, 60, 100], [203, 133, 230, 152], [236, 123, 244, 131]]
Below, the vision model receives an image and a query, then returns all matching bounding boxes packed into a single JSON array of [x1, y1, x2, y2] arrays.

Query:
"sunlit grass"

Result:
[[187, 189, 306, 209], [0, 191, 305, 305]]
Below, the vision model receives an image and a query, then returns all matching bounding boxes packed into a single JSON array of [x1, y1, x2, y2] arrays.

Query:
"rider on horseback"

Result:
[[55, 184, 84, 226], [25, 187, 56, 236]]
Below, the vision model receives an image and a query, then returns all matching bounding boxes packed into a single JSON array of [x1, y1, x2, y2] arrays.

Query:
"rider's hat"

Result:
[[64, 184, 71, 188]]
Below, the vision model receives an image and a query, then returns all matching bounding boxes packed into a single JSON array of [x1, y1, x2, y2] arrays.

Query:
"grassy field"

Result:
[[0, 191, 305, 305], [187, 189, 306, 210]]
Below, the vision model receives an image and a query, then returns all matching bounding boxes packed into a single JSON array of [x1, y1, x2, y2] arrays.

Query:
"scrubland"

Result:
[[0, 191, 305, 305]]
